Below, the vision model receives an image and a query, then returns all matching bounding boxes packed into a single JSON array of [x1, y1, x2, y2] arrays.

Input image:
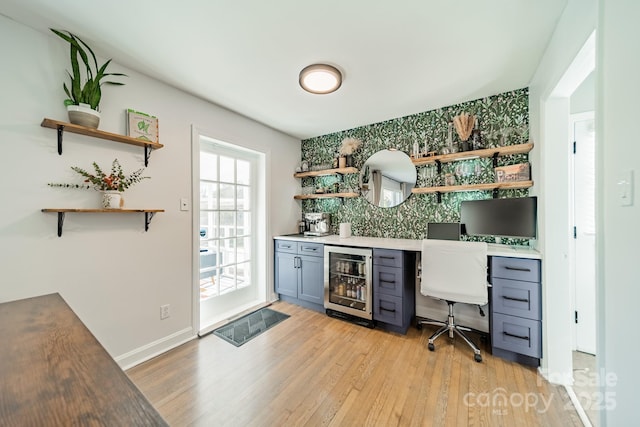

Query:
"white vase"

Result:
[[67, 103, 101, 129], [102, 191, 123, 209]]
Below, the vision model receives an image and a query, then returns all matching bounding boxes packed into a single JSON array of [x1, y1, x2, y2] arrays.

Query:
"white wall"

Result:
[[570, 71, 595, 113], [0, 16, 301, 367], [597, 1, 640, 424], [529, 0, 597, 385]]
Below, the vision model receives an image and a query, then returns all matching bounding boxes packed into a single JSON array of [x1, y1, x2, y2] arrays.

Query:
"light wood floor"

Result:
[[127, 301, 583, 426]]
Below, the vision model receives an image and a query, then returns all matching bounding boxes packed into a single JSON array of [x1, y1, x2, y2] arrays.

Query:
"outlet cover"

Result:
[[160, 304, 170, 319], [180, 198, 189, 211]]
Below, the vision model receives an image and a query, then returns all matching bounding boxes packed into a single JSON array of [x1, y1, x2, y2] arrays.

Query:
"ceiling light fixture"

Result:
[[299, 64, 342, 94]]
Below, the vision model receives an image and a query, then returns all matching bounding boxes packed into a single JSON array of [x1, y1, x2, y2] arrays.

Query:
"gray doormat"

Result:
[[212, 307, 290, 347]]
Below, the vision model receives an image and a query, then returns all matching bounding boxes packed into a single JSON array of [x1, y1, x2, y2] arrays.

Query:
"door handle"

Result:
[[502, 296, 529, 303], [504, 266, 531, 272], [503, 331, 530, 341], [381, 307, 396, 313]]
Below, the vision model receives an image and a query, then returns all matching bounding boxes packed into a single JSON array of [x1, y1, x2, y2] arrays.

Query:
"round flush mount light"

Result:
[[299, 64, 342, 94]]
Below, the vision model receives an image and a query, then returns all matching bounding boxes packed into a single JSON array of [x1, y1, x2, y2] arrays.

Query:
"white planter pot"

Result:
[[67, 103, 101, 129], [102, 191, 123, 209]]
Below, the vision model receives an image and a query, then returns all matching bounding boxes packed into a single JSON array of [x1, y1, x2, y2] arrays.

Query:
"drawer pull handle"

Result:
[[281, 245, 292, 249], [381, 307, 396, 313], [380, 280, 396, 285], [379, 256, 396, 260], [502, 296, 529, 303], [504, 266, 531, 272], [302, 247, 317, 251], [503, 331, 530, 341]]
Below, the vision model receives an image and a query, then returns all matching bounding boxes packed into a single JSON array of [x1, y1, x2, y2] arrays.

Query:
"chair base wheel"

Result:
[[428, 343, 435, 351], [474, 354, 482, 363], [416, 322, 422, 330]]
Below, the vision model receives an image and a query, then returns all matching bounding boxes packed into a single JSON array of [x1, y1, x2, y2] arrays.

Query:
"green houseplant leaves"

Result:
[[51, 29, 127, 110]]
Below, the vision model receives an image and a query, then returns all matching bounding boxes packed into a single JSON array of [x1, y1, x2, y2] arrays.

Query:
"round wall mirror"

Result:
[[360, 149, 416, 208]]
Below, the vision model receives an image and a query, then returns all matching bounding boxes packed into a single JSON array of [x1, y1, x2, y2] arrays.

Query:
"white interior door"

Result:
[[572, 112, 596, 355]]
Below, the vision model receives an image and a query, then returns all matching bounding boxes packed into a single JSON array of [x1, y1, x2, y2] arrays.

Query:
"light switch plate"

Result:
[[618, 170, 634, 207], [180, 198, 189, 211]]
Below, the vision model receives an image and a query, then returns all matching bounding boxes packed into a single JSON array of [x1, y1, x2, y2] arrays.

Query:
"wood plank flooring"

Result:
[[127, 301, 583, 426]]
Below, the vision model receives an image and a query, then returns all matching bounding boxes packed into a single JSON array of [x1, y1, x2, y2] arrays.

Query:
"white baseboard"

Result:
[[565, 385, 593, 427], [116, 327, 196, 370]]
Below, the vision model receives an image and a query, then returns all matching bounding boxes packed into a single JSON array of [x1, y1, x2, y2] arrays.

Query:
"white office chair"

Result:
[[417, 239, 488, 362]]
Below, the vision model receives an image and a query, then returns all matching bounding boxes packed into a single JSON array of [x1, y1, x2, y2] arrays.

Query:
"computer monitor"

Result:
[[427, 222, 461, 241], [460, 196, 537, 239]]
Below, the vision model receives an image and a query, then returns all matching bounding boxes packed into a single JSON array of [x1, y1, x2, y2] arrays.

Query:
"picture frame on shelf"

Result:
[[126, 109, 159, 143]]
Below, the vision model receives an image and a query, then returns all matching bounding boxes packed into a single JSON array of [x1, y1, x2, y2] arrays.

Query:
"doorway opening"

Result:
[[196, 134, 267, 335]]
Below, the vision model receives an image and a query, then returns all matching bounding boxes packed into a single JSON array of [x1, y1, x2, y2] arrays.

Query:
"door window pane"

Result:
[[200, 152, 218, 181], [219, 183, 236, 210], [237, 185, 250, 210], [220, 156, 235, 183], [237, 160, 250, 185]]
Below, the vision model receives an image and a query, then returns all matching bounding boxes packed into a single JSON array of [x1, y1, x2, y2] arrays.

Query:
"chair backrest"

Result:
[[420, 239, 488, 305]]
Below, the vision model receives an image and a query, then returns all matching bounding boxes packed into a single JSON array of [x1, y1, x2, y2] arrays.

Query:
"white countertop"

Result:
[[274, 234, 541, 260]]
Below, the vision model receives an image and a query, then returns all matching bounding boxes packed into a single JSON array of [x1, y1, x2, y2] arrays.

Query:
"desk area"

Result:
[[0, 294, 167, 426], [274, 234, 542, 365]]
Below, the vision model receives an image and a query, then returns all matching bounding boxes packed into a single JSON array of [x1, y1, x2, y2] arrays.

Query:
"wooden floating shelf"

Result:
[[293, 192, 359, 200], [41, 118, 164, 166], [41, 208, 165, 237], [294, 167, 358, 178], [411, 142, 533, 166], [41, 208, 165, 213], [41, 118, 164, 149], [411, 180, 534, 195]]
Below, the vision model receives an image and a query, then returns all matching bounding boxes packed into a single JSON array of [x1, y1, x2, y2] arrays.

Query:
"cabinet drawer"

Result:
[[492, 278, 541, 320], [373, 294, 403, 326], [373, 265, 403, 297], [373, 249, 403, 268], [298, 242, 324, 257], [492, 313, 541, 358], [491, 257, 540, 282], [275, 240, 297, 254]]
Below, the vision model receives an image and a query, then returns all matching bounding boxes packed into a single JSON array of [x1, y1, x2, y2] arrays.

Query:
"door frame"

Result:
[[190, 125, 270, 335]]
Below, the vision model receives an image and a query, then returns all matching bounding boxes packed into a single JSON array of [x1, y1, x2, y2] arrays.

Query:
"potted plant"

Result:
[[51, 29, 127, 129], [48, 159, 149, 209]]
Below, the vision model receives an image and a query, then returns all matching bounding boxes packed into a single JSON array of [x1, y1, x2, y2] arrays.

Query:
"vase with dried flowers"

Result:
[[48, 158, 149, 209], [453, 112, 476, 151], [338, 137, 362, 167]]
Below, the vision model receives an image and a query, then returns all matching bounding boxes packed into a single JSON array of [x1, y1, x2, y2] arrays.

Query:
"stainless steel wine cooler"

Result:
[[324, 245, 373, 324]]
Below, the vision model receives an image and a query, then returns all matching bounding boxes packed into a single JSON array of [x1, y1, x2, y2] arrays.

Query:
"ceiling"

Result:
[[1, 0, 567, 140]]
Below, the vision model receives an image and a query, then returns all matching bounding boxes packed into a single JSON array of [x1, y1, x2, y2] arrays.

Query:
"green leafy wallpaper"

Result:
[[300, 88, 531, 244]]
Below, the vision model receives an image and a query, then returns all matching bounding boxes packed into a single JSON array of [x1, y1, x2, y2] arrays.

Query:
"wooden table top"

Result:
[[0, 293, 168, 426]]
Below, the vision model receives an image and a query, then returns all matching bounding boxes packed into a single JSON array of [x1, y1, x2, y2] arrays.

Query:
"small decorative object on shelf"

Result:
[[471, 117, 482, 150], [495, 162, 531, 182], [126, 109, 159, 143], [50, 29, 126, 129], [339, 137, 362, 167], [48, 158, 149, 209], [453, 112, 475, 152]]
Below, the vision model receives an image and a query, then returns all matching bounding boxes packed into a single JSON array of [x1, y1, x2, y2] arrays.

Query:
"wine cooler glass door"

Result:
[[324, 246, 372, 320]]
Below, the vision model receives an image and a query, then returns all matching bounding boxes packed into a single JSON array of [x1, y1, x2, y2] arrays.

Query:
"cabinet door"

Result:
[[275, 251, 298, 298], [298, 254, 324, 305]]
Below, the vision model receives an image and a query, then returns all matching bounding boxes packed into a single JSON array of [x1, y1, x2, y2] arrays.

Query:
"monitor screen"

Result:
[[460, 196, 537, 239], [427, 223, 461, 241]]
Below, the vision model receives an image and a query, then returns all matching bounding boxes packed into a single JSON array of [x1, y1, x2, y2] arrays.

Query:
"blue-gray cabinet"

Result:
[[274, 240, 324, 312], [490, 256, 542, 366], [372, 248, 415, 334]]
